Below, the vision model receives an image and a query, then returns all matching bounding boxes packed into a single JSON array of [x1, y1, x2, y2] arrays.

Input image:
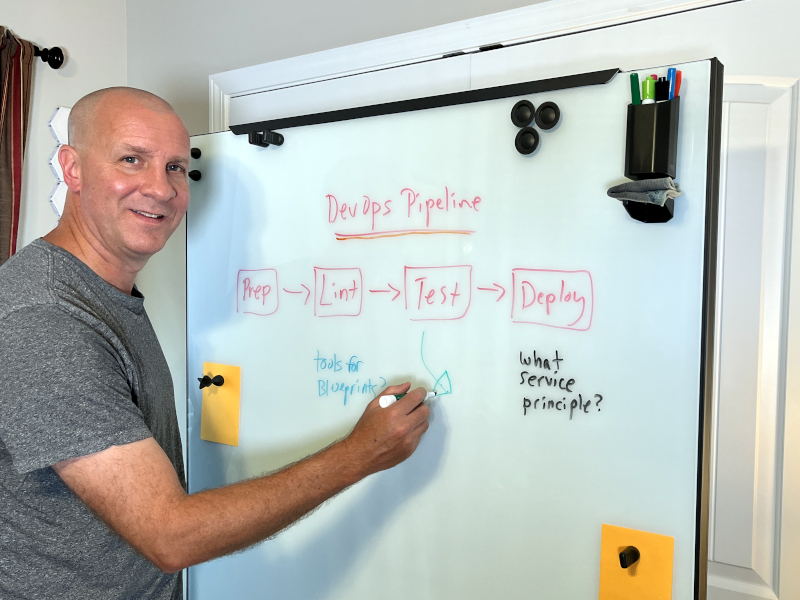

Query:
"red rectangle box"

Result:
[[511, 269, 593, 331], [404, 265, 472, 321], [237, 269, 279, 316], [314, 268, 363, 317]]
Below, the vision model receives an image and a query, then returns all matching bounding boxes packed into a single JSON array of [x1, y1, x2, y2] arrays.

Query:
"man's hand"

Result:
[[343, 383, 431, 477], [52, 382, 431, 573]]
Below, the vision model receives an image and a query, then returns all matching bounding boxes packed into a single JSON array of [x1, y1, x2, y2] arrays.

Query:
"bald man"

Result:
[[0, 88, 430, 600]]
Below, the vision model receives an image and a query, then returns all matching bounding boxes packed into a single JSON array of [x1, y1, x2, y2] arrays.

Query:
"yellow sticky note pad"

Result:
[[599, 524, 674, 600], [200, 362, 241, 446]]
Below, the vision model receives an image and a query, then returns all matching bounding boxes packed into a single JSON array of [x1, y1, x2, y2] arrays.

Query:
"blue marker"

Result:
[[667, 68, 677, 100]]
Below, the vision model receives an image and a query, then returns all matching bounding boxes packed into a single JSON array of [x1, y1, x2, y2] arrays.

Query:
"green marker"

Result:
[[641, 77, 656, 104], [379, 391, 437, 408], [630, 73, 641, 105]]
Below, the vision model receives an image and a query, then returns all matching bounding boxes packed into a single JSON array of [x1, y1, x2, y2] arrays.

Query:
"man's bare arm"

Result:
[[53, 384, 430, 573]]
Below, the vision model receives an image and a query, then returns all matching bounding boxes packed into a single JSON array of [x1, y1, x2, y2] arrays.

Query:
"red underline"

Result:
[[335, 229, 475, 241]]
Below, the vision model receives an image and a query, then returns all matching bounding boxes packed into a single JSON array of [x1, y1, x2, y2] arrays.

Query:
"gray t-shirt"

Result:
[[0, 239, 185, 599]]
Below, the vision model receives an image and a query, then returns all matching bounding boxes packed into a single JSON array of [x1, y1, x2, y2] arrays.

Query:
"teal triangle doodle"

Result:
[[420, 332, 453, 396]]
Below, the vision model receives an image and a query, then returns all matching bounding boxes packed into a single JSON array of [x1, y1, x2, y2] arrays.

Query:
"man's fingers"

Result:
[[383, 382, 411, 396], [346, 382, 432, 476], [405, 419, 430, 456], [405, 401, 431, 427], [412, 418, 430, 436], [390, 391, 430, 430], [368, 382, 412, 409], [395, 387, 427, 413]]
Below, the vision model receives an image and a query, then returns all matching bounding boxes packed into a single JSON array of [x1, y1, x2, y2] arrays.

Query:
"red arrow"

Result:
[[368, 283, 401, 301], [282, 284, 311, 305], [477, 283, 506, 302]]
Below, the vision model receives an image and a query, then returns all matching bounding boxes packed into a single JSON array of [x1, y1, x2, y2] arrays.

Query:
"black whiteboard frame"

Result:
[[197, 59, 724, 600], [230, 69, 619, 133], [696, 57, 724, 600]]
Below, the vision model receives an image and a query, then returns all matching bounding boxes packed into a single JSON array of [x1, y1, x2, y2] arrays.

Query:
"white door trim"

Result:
[[208, 0, 741, 132], [708, 77, 798, 600]]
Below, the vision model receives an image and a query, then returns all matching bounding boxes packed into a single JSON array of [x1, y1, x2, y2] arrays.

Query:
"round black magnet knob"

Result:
[[619, 546, 640, 569], [198, 374, 224, 389], [510, 100, 535, 128], [514, 127, 539, 155], [535, 101, 560, 130], [188, 170, 201, 181], [191, 148, 202, 159]]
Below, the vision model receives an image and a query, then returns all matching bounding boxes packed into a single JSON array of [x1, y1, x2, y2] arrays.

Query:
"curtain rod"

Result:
[[1, 27, 64, 70]]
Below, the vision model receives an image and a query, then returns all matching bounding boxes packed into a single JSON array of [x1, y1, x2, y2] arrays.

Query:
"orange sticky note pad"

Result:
[[200, 362, 241, 446], [598, 524, 674, 600]]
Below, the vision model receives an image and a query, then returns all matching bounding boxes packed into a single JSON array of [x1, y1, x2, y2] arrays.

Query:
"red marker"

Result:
[[651, 74, 658, 80], [675, 70, 683, 97]]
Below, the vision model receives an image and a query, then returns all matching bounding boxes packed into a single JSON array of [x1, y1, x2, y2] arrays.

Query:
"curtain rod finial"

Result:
[[33, 46, 64, 70]]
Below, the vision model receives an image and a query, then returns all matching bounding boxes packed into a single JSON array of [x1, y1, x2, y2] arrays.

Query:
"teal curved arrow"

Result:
[[420, 332, 452, 396]]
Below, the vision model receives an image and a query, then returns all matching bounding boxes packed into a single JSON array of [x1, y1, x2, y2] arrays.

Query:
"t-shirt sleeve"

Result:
[[0, 306, 154, 474]]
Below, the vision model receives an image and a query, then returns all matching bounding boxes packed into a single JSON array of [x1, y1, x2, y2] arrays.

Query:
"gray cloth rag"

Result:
[[606, 177, 682, 207]]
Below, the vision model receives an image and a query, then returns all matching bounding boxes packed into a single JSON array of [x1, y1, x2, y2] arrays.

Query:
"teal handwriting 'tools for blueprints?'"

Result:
[[379, 391, 437, 408]]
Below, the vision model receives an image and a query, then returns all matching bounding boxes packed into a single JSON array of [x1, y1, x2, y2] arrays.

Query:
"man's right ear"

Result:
[[59, 145, 81, 193]]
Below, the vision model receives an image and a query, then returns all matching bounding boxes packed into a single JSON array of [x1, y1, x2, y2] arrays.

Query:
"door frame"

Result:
[[706, 78, 798, 600], [208, 0, 740, 132]]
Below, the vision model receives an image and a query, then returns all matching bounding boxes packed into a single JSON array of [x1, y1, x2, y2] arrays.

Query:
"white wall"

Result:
[[125, 0, 545, 136], [5, 0, 127, 249]]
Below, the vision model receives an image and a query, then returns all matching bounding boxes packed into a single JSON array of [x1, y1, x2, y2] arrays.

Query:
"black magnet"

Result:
[[515, 127, 539, 155], [619, 546, 640, 569], [198, 374, 224, 389], [511, 100, 535, 128], [535, 101, 560, 130]]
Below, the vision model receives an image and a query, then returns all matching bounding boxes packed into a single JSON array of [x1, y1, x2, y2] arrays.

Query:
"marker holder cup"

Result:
[[623, 97, 680, 223]]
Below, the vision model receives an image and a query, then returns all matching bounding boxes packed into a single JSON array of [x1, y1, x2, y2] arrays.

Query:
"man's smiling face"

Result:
[[68, 95, 191, 263]]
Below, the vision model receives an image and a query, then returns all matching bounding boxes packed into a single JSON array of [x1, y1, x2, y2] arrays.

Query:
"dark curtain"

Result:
[[0, 27, 34, 266]]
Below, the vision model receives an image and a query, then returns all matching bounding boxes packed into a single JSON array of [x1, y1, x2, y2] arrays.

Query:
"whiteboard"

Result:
[[186, 59, 719, 599]]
